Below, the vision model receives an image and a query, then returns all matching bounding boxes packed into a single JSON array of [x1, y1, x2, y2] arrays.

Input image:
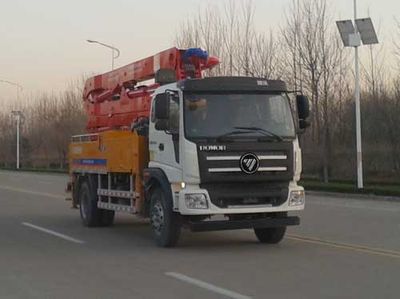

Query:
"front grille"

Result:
[[201, 182, 289, 208], [197, 141, 294, 184]]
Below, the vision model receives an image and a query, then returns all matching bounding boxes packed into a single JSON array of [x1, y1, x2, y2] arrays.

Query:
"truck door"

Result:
[[149, 91, 182, 182]]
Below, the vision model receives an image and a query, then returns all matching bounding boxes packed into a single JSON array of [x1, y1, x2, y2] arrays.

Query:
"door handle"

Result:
[[159, 143, 164, 151]]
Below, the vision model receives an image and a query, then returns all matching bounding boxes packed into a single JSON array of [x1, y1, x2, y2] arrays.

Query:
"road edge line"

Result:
[[0, 185, 65, 199]]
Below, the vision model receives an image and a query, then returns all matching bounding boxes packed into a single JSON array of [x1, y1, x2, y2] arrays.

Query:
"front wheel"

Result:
[[254, 226, 286, 244], [150, 187, 181, 247]]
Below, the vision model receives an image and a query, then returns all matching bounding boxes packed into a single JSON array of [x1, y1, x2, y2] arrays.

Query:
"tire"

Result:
[[150, 187, 181, 247], [79, 181, 101, 227], [254, 226, 286, 244], [79, 180, 115, 227]]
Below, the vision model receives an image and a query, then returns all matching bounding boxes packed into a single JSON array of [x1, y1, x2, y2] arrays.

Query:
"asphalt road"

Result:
[[0, 170, 399, 299]]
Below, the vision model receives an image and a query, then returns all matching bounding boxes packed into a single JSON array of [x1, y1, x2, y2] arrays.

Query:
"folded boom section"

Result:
[[83, 47, 219, 132]]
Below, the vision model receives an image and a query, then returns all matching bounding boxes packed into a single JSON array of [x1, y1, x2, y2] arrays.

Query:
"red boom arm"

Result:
[[83, 47, 219, 132]]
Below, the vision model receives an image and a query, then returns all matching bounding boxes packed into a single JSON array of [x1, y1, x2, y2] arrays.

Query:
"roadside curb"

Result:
[[306, 190, 400, 203], [0, 168, 67, 175]]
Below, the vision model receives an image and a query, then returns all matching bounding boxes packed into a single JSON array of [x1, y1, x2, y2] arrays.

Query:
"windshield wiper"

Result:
[[234, 126, 283, 141], [216, 130, 255, 142]]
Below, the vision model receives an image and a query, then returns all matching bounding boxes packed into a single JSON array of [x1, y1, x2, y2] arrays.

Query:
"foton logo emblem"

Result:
[[199, 145, 227, 151], [240, 153, 260, 174]]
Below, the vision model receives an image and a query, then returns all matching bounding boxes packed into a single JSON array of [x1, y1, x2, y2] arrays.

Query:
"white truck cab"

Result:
[[144, 76, 310, 246]]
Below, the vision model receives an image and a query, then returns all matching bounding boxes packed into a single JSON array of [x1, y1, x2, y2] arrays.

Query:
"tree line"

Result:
[[0, 82, 85, 169], [175, 0, 400, 183]]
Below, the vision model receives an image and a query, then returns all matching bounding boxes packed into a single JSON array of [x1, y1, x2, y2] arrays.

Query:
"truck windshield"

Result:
[[184, 92, 296, 140]]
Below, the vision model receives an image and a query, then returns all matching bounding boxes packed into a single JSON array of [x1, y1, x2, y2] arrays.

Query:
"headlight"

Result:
[[289, 190, 305, 206], [185, 193, 208, 209]]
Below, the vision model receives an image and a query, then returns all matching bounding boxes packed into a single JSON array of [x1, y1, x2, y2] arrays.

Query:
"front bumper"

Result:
[[188, 216, 300, 232], [176, 182, 305, 215]]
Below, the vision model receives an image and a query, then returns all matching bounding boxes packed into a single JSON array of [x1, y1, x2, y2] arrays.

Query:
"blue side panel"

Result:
[[73, 159, 107, 166]]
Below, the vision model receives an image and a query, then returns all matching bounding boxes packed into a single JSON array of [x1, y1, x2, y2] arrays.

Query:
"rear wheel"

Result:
[[79, 181, 101, 227], [79, 180, 115, 227], [150, 187, 181, 247]]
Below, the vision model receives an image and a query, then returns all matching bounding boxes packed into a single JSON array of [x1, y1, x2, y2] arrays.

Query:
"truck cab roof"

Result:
[[178, 76, 288, 93]]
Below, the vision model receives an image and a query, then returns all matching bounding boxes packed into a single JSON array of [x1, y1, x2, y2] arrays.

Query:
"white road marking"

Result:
[[165, 272, 252, 299], [22, 222, 85, 244], [0, 185, 65, 199]]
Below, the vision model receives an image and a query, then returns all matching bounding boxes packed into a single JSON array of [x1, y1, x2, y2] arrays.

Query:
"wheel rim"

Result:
[[151, 199, 165, 235]]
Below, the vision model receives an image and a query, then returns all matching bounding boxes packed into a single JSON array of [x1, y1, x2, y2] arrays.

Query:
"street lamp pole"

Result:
[[353, 0, 364, 189], [337, 1, 378, 189], [86, 39, 120, 70], [1, 81, 23, 169], [11, 111, 23, 170], [0, 80, 23, 101]]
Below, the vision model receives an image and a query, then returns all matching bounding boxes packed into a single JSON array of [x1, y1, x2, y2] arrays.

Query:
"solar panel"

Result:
[[355, 18, 379, 45], [336, 20, 355, 47]]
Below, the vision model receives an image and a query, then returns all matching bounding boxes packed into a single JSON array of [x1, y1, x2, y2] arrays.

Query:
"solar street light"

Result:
[[336, 1, 379, 189]]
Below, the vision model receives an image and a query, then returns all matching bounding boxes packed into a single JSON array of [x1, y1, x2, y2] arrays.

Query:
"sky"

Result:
[[0, 0, 399, 102]]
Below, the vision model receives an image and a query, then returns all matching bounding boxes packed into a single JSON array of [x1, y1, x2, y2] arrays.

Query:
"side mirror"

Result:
[[296, 95, 310, 120], [154, 94, 170, 120]]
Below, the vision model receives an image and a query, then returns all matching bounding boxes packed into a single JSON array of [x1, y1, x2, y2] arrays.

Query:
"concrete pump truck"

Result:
[[67, 47, 310, 247]]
